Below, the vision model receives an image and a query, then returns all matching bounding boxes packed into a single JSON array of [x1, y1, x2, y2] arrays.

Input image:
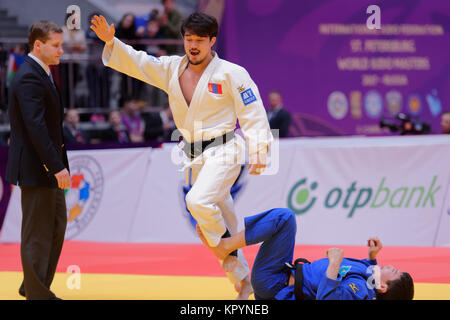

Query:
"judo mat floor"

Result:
[[1, 241, 450, 300]]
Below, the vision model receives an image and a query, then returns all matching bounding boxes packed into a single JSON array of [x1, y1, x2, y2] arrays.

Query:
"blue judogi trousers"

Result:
[[244, 208, 297, 300]]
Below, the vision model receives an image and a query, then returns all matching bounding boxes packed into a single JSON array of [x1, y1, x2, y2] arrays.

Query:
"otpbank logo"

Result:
[[287, 176, 441, 217]]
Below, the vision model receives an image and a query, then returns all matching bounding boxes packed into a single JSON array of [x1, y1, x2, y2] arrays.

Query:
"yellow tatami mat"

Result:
[[0, 271, 246, 300], [1, 271, 449, 300]]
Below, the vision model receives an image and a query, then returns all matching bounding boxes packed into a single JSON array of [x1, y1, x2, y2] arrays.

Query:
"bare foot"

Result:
[[196, 224, 232, 261], [235, 276, 253, 300]]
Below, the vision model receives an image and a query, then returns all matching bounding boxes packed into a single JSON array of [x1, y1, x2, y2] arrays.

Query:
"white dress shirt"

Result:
[[28, 53, 51, 76]]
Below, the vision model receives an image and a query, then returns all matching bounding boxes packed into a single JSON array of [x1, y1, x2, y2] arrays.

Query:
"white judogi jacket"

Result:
[[103, 38, 271, 284], [102, 37, 272, 155]]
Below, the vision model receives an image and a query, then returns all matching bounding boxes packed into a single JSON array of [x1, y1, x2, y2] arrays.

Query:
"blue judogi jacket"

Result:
[[275, 258, 378, 300]]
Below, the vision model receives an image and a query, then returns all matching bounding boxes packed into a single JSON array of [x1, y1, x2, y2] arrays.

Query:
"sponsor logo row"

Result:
[[327, 89, 442, 120]]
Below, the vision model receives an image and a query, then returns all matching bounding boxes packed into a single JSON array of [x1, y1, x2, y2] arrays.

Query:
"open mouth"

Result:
[[190, 50, 200, 56]]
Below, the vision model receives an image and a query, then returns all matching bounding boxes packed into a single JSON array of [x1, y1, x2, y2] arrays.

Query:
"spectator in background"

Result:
[[159, 0, 183, 54], [0, 134, 6, 146], [102, 110, 131, 143], [61, 11, 87, 108], [441, 111, 450, 134], [6, 43, 28, 88], [86, 12, 111, 108], [63, 108, 89, 144], [121, 98, 145, 143], [90, 113, 105, 123], [139, 15, 169, 107], [116, 13, 145, 104], [135, 13, 153, 36], [0, 42, 8, 110], [0, 43, 7, 67], [141, 16, 167, 57], [136, 9, 159, 38], [144, 105, 175, 142], [267, 90, 291, 138], [116, 13, 138, 42]]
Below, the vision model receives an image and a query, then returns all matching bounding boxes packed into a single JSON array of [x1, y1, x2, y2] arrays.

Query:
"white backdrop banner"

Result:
[[434, 172, 450, 246], [126, 144, 199, 243], [1, 136, 449, 246], [276, 138, 449, 246], [0, 148, 152, 242]]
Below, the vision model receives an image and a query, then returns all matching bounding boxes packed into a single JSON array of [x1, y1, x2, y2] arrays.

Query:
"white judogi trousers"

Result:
[[184, 135, 250, 284]]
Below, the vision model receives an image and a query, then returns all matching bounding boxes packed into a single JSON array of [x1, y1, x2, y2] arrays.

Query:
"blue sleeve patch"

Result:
[[240, 88, 257, 106]]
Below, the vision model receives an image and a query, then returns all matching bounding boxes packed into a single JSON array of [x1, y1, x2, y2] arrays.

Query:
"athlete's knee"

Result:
[[185, 190, 209, 214], [275, 208, 297, 233], [185, 190, 199, 209], [273, 208, 295, 222], [286, 208, 296, 224]]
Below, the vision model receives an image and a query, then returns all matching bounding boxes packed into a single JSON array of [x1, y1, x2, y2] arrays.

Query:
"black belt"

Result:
[[182, 131, 235, 159], [285, 258, 311, 300]]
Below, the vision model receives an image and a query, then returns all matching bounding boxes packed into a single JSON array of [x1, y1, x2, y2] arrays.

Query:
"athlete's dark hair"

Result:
[[377, 272, 414, 300], [180, 12, 218, 39]]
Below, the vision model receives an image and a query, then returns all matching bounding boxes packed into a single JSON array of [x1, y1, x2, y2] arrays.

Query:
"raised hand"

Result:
[[90, 15, 115, 43], [368, 237, 383, 260]]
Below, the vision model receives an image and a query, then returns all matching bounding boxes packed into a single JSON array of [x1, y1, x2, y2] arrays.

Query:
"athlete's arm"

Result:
[[368, 237, 382, 261], [91, 15, 171, 92], [326, 248, 344, 280]]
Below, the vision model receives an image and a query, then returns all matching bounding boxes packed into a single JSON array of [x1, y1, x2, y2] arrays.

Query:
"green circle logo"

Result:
[[296, 189, 309, 205], [287, 178, 318, 215]]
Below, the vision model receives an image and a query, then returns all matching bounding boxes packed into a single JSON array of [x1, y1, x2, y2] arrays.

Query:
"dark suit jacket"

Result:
[[269, 107, 292, 138], [6, 56, 69, 188]]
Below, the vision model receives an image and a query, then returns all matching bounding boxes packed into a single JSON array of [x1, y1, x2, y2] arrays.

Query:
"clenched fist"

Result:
[[368, 237, 383, 260], [326, 247, 344, 265]]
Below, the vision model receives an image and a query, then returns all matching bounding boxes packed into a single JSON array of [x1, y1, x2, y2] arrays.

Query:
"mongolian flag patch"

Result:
[[208, 83, 223, 94]]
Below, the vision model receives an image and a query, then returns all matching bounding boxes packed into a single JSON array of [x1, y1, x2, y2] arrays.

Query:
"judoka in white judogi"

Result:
[[102, 36, 273, 289]]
